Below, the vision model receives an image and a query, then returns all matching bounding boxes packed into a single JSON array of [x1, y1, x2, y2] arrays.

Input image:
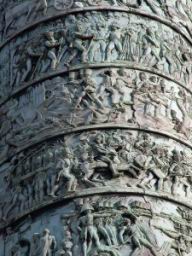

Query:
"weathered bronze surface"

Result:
[[1, 1, 192, 255]]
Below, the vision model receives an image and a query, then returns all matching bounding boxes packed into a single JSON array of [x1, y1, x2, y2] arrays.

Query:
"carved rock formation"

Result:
[[1, 0, 192, 255]]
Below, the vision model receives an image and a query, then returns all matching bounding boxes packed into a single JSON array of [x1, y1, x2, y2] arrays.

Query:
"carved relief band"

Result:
[[1, 0, 192, 44], [1, 129, 192, 228], [1, 68, 192, 162], [3, 195, 192, 256], [0, 11, 192, 104]]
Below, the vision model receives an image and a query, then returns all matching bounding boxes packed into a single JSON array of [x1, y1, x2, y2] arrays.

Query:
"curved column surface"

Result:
[[1, 1, 192, 256]]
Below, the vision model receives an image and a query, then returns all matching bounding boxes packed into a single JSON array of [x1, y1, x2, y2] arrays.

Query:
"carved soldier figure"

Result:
[[56, 230, 73, 256], [11, 46, 24, 87], [180, 49, 192, 84], [9, 245, 21, 256], [135, 83, 162, 119], [12, 43, 41, 86], [140, 28, 160, 66], [106, 23, 123, 61], [104, 217, 118, 246], [93, 134, 120, 178], [159, 41, 176, 75], [157, 227, 192, 256], [9, 240, 29, 256], [49, 148, 77, 196], [80, 153, 106, 187], [88, 23, 109, 62], [104, 69, 133, 110], [66, 21, 94, 64], [74, 70, 104, 110], [44, 31, 60, 71], [169, 149, 191, 197], [3, 185, 26, 220], [139, 146, 167, 191], [9, 240, 30, 256], [40, 229, 57, 256], [30, 234, 41, 256], [79, 203, 120, 256], [127, 218, 160, 256], [78, 203, 101, 256], [26, 181, 34, 209], [96, 218, 113, 246], [34, 172, 46, 202], [43, 148, 54, 167], [27, 0, 48, 21], [32, 154, 42, 171], [135, 133, 154, 153]]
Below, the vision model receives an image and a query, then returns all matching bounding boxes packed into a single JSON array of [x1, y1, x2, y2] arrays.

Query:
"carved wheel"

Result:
[[54, 0, 74, 10]]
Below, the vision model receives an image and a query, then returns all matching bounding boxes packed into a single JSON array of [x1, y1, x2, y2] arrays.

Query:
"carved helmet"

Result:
[[44, 30, 54, 39], [80, 203, 94, 213], [103, 201, 113, 209], [43, 228, 50, 235], [111, 22, 120, 29], [115, 201, 128, 209]]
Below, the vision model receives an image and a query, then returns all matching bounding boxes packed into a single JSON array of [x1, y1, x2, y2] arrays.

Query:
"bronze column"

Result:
[[0, 1, 192, 255]]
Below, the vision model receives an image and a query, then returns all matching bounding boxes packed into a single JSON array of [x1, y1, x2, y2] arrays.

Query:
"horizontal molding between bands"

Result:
[[1, 62, 192, 107], [0, 6, 192, 51], [1, 124, 192, 166], [1, 186, 192, 232]]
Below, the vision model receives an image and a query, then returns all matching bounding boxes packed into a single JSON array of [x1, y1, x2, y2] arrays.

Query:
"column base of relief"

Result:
[[2, 192, 192, 256]]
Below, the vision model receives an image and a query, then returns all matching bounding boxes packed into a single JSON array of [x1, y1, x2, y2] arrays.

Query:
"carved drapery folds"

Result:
[[1, 1, 192, 256]]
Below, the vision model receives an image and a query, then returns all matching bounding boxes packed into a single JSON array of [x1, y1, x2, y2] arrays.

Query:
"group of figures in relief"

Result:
[[8, 197, 192, 256], [0, 11, 192, 100], [1, 68, 192, 162], [1, 130, 192, 224], [1, 0, 192, 42]]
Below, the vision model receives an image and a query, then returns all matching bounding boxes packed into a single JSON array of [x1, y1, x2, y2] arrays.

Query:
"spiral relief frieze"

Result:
[[1, 0, 192, 43], [1, 68, 192, 162], [0, 12, 192, 101], [1, 1, 192, 256]]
